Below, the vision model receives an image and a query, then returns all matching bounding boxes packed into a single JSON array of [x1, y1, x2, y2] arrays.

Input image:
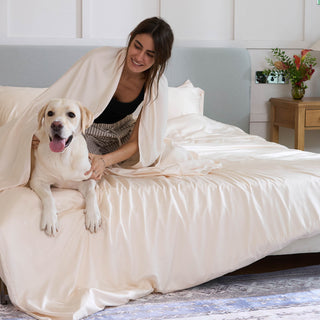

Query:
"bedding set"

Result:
[[0, 47, 320, 320]]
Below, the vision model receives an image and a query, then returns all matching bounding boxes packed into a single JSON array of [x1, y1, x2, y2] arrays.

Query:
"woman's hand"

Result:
[[86, 154, 107, 181], [32, 135, 40, 149], [84, 115, 141, 181]]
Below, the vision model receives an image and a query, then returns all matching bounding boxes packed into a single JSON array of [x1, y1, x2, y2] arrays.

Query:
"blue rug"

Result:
[[1, 264, 320, 319]]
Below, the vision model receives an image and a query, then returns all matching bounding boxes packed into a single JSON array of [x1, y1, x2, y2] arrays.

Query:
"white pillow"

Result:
[[168, 80, 204, 119], [0, 86, 46, 125], [0, 81, 205, 125]]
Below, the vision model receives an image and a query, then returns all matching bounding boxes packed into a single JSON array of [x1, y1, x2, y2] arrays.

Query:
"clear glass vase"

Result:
[[291, 84, 305, 100]]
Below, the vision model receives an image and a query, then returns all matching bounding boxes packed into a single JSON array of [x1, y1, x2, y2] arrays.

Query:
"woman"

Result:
[[86, 17, 174, 180], [32, 17, 174, 181]]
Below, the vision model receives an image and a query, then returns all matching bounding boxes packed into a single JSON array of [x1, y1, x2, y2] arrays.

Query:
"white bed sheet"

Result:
[[1, 114, 320, 319]]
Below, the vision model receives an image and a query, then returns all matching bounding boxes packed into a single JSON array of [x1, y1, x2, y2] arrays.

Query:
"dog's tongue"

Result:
[[49, 136, 66, 153]]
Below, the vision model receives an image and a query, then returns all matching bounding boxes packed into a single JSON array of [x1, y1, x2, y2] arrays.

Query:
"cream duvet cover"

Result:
[[1, 113, 320, 319]]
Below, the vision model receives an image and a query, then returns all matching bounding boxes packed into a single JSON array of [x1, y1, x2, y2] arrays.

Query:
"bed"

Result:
[[0, 45, 320, 319]]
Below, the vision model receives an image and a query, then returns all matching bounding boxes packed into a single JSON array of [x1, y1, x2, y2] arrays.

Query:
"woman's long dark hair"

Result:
[[126, 17, 174, 101]]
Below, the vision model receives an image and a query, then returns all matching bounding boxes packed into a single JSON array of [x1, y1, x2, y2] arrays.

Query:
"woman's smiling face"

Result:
[[126, 33, 156, 74]]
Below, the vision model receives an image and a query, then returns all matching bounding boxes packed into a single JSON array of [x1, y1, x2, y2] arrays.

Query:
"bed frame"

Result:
[[0, 45, 319, 304]]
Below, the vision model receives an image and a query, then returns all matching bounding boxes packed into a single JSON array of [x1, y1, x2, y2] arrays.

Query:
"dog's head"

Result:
[[38, 98, 93, 153]]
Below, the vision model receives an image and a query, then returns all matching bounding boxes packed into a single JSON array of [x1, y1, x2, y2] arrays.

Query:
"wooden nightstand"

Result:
[[270, 97, 320, 150]]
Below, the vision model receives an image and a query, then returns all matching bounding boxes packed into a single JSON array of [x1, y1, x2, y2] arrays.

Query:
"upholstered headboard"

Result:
[[0, 45, 251, 132]]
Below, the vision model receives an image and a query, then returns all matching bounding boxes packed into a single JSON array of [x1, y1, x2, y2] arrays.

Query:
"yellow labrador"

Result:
[[30, 98, 101, 236]]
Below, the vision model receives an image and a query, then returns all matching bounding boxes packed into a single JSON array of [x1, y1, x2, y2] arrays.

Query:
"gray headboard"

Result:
[[0, 45, 251, 132]]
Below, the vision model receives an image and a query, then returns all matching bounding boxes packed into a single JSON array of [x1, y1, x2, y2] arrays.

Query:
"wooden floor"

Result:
[[230, 253, 320, 275]]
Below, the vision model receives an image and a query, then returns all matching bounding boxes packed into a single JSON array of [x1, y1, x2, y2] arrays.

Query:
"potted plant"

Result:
[[264, 48, 317, 99]]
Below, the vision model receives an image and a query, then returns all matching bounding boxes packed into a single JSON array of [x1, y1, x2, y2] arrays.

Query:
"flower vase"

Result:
[[291, 85, 305, 100]]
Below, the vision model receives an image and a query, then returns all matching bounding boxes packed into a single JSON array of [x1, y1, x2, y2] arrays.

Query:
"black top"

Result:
[[94, 86, 145, 124]]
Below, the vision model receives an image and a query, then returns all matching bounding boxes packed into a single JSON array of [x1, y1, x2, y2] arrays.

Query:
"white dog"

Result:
[[30, 98, 101, 236]]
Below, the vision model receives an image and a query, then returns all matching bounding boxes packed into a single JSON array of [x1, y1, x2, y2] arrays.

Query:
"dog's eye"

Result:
[[47, 111, 54, 117], [67, 112, 76, 118]]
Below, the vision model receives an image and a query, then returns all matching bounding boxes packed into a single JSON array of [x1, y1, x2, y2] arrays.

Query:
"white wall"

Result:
[[1, 0, 320, 152]]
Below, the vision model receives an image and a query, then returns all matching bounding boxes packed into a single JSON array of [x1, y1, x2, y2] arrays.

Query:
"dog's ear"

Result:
[[37, 104, 48, 130], [79, 105, 94, 134]]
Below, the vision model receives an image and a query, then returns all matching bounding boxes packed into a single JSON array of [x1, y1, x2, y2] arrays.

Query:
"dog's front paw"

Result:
[[85, 208, 102, 233], [41, 212, 60, 236]]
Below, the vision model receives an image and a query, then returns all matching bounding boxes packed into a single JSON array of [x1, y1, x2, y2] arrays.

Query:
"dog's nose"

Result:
[[51, 121, 63, 131]]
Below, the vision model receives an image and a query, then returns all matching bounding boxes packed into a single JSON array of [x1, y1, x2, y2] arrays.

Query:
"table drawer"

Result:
[[305, 110, 320, 127]]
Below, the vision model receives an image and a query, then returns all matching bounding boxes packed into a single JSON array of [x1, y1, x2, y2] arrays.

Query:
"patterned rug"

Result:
[[1, 264, 320, 320]]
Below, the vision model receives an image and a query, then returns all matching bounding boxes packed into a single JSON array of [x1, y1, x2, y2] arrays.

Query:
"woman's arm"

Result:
[[87, 114, 141, 180]]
